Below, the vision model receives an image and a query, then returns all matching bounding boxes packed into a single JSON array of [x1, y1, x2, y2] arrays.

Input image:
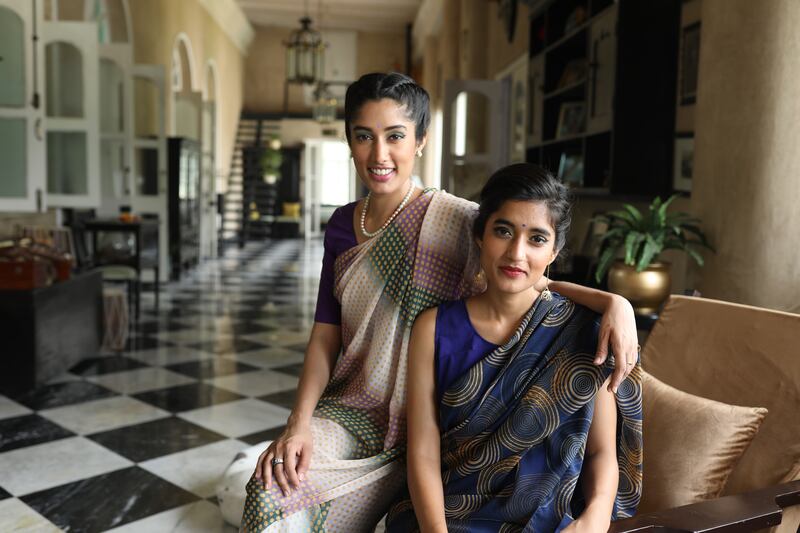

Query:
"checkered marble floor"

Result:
[[0, 240, 323, 532]]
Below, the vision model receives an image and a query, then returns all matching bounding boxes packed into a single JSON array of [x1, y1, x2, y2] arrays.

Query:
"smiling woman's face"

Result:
[[477, 199, 558, 295], [349, 98, 426, 197]]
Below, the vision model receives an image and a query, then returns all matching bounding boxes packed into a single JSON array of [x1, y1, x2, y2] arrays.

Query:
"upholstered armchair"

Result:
[[611, 296, 800, 532]]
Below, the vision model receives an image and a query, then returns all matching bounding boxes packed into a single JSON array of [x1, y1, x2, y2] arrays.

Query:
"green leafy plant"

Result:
[[593, 195, 714, 283], [261, 136, 283, 176]]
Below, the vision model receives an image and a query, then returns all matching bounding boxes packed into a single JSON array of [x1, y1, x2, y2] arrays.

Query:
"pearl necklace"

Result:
[[360, 182, 415, 238]]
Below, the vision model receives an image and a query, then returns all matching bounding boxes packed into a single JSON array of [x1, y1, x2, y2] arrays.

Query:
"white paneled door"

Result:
[[0, 0, 46, 212], [132, 64, 170, 280], [41, 19, 101, 208], [97, 41, 135, 217]]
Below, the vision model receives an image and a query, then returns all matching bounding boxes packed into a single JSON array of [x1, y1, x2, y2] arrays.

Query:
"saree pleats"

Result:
[[386, 296, 643, 533], [241, 190, 482, 532]]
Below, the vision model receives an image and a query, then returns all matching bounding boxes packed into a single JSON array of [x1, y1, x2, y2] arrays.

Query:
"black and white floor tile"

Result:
[[0, 240, 322, 531]]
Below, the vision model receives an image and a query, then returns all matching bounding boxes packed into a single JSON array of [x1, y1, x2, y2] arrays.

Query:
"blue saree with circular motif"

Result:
[[386, 294, 643, 532]]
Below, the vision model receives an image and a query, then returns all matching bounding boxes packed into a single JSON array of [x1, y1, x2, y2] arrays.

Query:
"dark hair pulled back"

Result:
[[473, 163, 572, 253], [344, 72, 430, 145]]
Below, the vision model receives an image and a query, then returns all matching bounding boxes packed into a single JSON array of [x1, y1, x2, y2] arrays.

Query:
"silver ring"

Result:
[[271, 458, 284, 466], [626, 362, 634, 366]]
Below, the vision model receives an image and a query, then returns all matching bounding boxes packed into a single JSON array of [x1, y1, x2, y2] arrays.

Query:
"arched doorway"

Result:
[[171, 33, 201, 140]]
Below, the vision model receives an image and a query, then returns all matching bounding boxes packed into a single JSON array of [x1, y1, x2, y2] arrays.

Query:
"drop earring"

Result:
[[541, 264, 553, 301], [415, 149, 423, 158]]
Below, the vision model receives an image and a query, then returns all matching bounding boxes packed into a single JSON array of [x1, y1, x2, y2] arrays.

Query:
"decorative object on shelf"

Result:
[[249, 201, 260, 221], [312, 82, 338, 124], [284, 1, 326, 85], [673, 134, 694, 193], [558, 152, 584, 186], [593, 195, 714, 314], [564, 5, 588, 34], [282, 202, 301, 218], [261, 136, 283, 185], [556, 59, 588, 90], [556, 101, 586, 138], [499, 0, 519, 43], [679, 22, 701, 105]]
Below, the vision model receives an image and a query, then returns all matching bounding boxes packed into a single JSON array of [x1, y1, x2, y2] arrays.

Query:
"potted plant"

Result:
[[593, 195, 713, 314], [261, 136, 283, 185]]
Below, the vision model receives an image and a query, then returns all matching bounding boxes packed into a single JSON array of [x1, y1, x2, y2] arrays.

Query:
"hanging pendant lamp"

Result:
[[312, 82, 337, 124], [284, 1, 325, 85]]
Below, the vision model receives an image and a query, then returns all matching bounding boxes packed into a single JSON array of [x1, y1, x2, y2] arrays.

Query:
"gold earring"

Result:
[[541, 264, 553, 301], [473, 269, 486, 287]]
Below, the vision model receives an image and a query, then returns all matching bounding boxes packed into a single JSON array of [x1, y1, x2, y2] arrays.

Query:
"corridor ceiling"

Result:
[[236, 0, 423, 33]]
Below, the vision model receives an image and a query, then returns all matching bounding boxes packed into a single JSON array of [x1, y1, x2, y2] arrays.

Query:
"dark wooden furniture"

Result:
[[83, 218, 160, 318], [168, 137, 201, 279], [0, 271, 103, 394], [526, 0, 681, 197], [610, 480, 800, 532]]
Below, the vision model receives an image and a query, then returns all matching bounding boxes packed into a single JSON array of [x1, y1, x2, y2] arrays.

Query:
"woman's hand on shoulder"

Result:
[[594, 293, 639, 394], [254, 421, 314, 497]]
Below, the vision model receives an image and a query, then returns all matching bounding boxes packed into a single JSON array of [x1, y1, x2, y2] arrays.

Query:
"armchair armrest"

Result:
[[609, 480, 800, 533]]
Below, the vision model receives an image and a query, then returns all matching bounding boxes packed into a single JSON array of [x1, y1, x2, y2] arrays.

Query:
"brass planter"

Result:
[[607, 261, 671, 315]]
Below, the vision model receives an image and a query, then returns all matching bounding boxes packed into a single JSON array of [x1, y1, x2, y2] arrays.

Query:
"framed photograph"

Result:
[[556, 102, 586, 138], [679, 22, 701, 105], [580, 215, 609, 258], [558, 152, 584, 187], [556, 59, 588, 90], [673, 134, 694, 193]]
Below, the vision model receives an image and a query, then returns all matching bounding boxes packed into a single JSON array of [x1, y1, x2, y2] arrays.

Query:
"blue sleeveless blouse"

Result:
[[434, 299, 499, 402]]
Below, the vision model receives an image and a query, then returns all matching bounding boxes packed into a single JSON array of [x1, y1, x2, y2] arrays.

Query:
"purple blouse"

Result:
[[314, 201, 358, 325], [434, 299, 499, 402]]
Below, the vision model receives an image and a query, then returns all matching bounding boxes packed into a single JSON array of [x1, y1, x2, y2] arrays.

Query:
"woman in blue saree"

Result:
[[386, 164, 643, 532]]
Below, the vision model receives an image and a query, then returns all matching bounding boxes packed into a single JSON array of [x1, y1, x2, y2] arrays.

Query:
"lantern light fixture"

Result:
[[312, 82, 338, 124], [284, 8, 325, 85]]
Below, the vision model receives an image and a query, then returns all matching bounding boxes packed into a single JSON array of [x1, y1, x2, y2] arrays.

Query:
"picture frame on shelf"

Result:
[[579, 214, 609, 259], [556, 102, 586, 138], [558, 152, 584, 187], [679, 22, 701, 105], [564, 5, 588, 34], [673, 134, 694, 193], [556, 59, 588, 90]]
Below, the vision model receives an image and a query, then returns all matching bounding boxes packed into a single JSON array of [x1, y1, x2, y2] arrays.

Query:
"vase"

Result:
[[607, 261, 671, 315]]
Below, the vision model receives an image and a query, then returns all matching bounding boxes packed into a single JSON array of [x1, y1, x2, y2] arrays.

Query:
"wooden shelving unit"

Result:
[[526, 0, 681, 198]]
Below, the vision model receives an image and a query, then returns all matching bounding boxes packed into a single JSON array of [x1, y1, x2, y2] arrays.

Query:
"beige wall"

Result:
[[691, 0, 800, 312], [487, 1, 530, 79], [130, 0, 246, 186], [243, 25, 405, 114]]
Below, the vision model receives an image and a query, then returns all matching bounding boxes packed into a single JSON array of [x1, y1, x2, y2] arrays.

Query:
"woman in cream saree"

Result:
[[240, 189, 483, 531]]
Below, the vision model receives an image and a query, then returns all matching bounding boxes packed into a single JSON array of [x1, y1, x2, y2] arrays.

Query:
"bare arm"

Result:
[[566, 376, 619, 532], [548, 281, 638, 393], [255, 321, 341, 495], [290, 322, 341, 426], [406, 308, 448, 533]]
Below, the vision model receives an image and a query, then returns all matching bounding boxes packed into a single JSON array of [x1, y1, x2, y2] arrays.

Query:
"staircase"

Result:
[[219, 116, 282, 252]]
